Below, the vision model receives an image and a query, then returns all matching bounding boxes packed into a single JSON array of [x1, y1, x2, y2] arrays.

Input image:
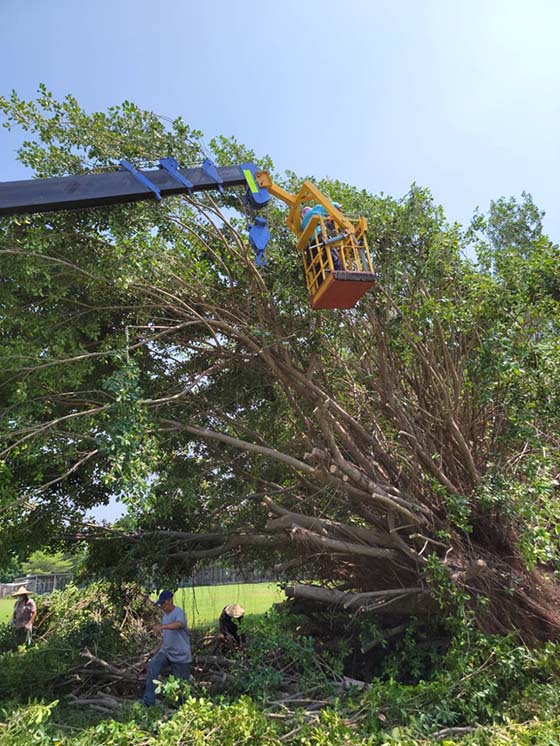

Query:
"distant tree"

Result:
[[21, 550, 74, 576], [0, 90, 559, 643]]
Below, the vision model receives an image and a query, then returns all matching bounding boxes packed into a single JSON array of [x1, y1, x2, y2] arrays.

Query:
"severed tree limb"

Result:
[[387, 512, 427, 565], [306, 444, 425, 525], [161, 420, 317, 476], [263, 495, 395, 548], [288, 527, 399, 561], [343, 588, 425, 609], [165, 525, 399, 563], [285, 584, 434, 616], [168, 533, 282, 560]]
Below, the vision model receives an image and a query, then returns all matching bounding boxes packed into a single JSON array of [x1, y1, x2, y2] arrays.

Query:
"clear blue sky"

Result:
[[1, 0, 559, 239], [1, 0, 559, 521]]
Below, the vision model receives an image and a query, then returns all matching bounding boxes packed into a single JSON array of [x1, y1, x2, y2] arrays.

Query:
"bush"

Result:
[[0, 582, 156, 701], [0, 584, 559, 745], [221, 607, 346, 700], [0, 622, 18, 653]]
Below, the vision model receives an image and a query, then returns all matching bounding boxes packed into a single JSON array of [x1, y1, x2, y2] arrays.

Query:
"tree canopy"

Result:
[[20, 550, 74, 576], [0, 89, 559, 642]]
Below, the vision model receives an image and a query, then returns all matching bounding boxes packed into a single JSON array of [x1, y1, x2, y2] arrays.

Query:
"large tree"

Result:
[[1, 91, 559, 643]]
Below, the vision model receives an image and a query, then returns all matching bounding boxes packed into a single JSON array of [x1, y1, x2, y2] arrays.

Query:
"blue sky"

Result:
[[1, 1, 559, 238], [1, 0, 559, 520]]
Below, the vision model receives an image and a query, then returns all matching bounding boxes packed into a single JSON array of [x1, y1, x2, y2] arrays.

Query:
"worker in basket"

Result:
[[301, 202, 343, 281]]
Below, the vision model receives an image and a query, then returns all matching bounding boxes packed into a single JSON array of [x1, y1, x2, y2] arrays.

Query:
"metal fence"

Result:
[[185, 564, 276, 587], [0, 573, 73, 597], [0, 564, 276, 599]]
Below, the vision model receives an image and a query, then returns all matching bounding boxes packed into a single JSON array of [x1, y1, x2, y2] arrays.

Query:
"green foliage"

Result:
[[0, 591, 559, 744], [296, 709, 367, 745], [0, 583, 155, 698], [356, 631, 560, 739], [0, 554, 21, 583], [475, 461, 560, 570], [0, 700, 59, 746], [156, 694, 280, 745], [0, 622, 18, 653], [95, 356, 159, 505], [21, 550, 74, 575], [0, 664, 559, 745], [423, 554, 471, 628], [224, 607, 345, 700]]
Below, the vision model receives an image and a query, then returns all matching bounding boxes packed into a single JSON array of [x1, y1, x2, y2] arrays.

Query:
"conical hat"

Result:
[[12, 586, 32, 597], [224, 603, 244, 618]]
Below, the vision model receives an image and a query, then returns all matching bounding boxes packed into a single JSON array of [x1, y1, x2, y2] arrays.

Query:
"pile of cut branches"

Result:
[[56, 603, 356, 719]]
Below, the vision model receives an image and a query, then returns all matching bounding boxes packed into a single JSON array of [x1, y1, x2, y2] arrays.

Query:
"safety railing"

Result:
[[297, 215, 373, 298]]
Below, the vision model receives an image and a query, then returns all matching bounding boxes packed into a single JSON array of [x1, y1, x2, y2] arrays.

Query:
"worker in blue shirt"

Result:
[[301, 203, 343, 271], [143, 590, 192, 706], [301, 203, 327, 236]]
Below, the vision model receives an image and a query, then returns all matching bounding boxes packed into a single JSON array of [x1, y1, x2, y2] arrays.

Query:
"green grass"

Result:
[[0, 582, 284, 627], [0, 598, 12, 623], [172, 582, 284, 627]]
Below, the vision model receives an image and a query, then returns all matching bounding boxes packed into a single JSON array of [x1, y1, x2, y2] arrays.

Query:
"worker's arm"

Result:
[[161, 621, 184, 630], [152, 620, 184, 633]]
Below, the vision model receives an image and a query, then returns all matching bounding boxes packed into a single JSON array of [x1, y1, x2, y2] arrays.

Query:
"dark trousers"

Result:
[[15, 626, 32, 646], [143, 650, 191, 706]]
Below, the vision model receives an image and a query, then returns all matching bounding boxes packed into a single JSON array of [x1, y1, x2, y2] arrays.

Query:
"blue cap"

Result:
[[155, 590, 174, 606]]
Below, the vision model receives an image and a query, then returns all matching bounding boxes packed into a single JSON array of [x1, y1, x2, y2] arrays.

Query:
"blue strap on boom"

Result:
[[159, 158, 194, 194], [249, 216, 270, 266], [119, 160, 161, 201], [201, 157, 224, 194]]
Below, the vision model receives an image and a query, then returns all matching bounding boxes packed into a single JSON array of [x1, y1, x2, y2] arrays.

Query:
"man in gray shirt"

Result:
[[143, 590, 192, 706]]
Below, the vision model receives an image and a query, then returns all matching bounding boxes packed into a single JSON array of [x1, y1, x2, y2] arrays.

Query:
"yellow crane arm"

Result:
[[255, 172, 359, 239]]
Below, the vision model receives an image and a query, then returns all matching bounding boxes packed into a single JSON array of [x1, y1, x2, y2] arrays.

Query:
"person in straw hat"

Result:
[[11, 586, 37, 646], [219, 604, 245, 647]]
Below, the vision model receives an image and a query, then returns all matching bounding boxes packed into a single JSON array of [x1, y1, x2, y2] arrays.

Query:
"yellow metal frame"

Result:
[[256, 173, 374, 301]]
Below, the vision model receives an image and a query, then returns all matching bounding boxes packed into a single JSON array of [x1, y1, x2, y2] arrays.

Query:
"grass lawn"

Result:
[[169, 582, 284, 627], [0, 598, 12, 623], [0, 582, 284, 628]]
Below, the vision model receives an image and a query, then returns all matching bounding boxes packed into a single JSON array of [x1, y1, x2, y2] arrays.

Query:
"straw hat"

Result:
[[224, 604, 244, 618], [12, 586, 32, 597]]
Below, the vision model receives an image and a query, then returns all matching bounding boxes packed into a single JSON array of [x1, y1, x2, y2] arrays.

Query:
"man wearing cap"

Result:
[[142, 590, 192, 706], [11, 586, 37, 646]]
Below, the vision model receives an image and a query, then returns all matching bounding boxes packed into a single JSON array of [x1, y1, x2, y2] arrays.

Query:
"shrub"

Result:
[[0, 621, 18, 653], [223, 607, 345, 700], [0, 582, 156, 701]]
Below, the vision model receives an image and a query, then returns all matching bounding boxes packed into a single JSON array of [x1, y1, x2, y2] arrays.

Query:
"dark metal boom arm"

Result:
[[0, 162, 265, 217], [0, 156, 376, 308]]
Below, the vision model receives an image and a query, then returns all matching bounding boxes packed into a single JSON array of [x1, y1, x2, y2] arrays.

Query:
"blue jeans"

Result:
[[143, 650, 191, 706]]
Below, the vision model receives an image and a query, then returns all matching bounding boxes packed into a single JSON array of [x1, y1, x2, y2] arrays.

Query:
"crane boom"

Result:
[[0, 155, 375, 309], [0, 160, 268, 217]]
